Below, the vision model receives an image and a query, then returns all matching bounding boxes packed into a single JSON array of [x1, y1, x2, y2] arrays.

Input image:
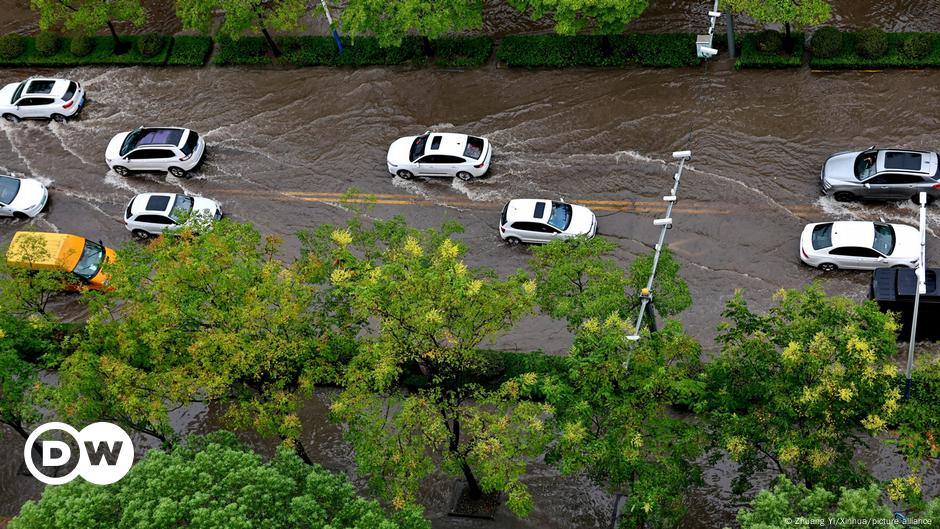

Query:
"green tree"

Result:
[[724, 0, 831, 42], [175, 0, 307, 54], [701, 285, 902, 494], [328, 220, 552, 516], [340, 0, 484, 49], [9, 431, 430, 529], [507, 0, 647, 35], [30, 0, 145, 52], [530, 237, 690, 331], [545, 316, 704, 528]]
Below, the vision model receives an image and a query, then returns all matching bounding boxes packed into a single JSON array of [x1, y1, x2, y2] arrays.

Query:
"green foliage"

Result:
[[9, 433, 430, 529], [69, 34, 94, 56], [166, 35, 212, 65], [137, 32, 164, 57], [627, 246, 691, 318], [30, 0, 145, 36], [544, 318, 704, 528], [734, 477, 892, 528], [0, 35, 173, 65], [893, 359, 940, 466], [736, 31, 804, 68], [433, 35, 493, 67], [34, 31, 59, 56], [496, 33, 699, 67], [724, 0, 831, 28], [507, 0, 647, 35], [701, 285, 903, 494], [755, 29, 784, 53], [856, 27, 888, 59], [278, 36, 424, 66], [327, 220, 550, 515], [212, 36, 270, 65], [902, 33, 933, 59], [340, 0, 483, 48], [176, 0, 305, 41], [810, 31, 940, 68], [0, 33, 26, 59], [810, 26, 842, 58]]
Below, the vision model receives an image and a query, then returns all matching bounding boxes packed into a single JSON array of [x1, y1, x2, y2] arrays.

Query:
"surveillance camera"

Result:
[[708, 10, 721, 17], [700, 46, 718, 57], [672, 150, 692, 159], [653, 218, 673, 227]]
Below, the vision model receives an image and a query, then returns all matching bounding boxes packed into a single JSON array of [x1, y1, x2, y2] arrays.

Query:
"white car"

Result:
[[0, 175, 48, 219], [123, 192, 222, 239], [800, 221, 920, 271], [499, 199, 597, 244], [387, 132, 491, 181], [106, 127, 206, 178], [0, 77, 85, 123]]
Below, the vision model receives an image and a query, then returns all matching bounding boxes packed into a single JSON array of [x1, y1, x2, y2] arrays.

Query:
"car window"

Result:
[[136, 214, 174, 225], [169, 195, 194, 223], [547, 202, 573, 230], [811, 223, 833, 250], [0, 176, 20, 205], [464, 136, 485, 159], [830, 247, 880, 258], [26, 80, 55, 94], [511, 222, 541, 232], [500, 203, 509, 226], [121, 129, 145, 156], [873, 223, 896, 255], [71, 240, 105, 281], [180, 131, 199, 156], [62, 81, 78, 101], [867, 174, 894, 185], [439, 155, 465, 164], [124, 200, 134, 220], [854, 151, 877, 180], [430, 135, 442, 150], [11, 81, 25, 104], [22, 97, 52, 106], [409, 135, 428, 162], [890, 174, 926, 184], [417, 155, 442, 164]]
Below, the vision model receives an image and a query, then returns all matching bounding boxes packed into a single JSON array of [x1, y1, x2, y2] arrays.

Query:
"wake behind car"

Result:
[[0, 77, 85, 123], [387, 132, 491, 181], [0, 175, 48, 219], [799, 220, 919, 271], [499, 199, 597, 244], [106, 127, 205, 178], [821, 148, 940, 203], [124, 192, 222, 239]]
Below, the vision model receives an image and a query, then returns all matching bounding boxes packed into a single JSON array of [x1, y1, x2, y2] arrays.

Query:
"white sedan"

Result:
[[799, 221, 920, 271], [387, 132, 491, 181], [124, 192, 221, 239], [499, 199, 597, 244], [0, 77, 85, 123], [0, 175, 48, 219]]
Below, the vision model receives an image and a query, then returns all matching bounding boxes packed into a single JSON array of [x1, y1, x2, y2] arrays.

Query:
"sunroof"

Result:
[[138, 129, 183, 147], [27, 80, 55, 94], [533, 202, 546, 218], [430, 136, 442, 150], [884, 152, 922, 171], [145, 195, 171, 211]]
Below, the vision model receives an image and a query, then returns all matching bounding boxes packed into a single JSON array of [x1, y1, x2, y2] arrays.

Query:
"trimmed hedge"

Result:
[[736, 31, 804, 68], [810, 30, 940, 68], [212, 36, 271, 65], [0, 35, 171, 66], [35, 31, 59, 57], [0, 33, 26, 59], [433, 35, 492, 67], [496, 33, 700, 67], [277, 35, 424, 66], [166, 35, 212, 65]]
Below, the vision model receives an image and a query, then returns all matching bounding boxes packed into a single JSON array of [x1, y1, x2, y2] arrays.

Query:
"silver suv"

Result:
[[821, 148, 940, 203]]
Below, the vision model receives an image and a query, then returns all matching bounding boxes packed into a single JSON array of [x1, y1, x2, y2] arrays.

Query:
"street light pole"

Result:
[[904, 191, 928, 399]]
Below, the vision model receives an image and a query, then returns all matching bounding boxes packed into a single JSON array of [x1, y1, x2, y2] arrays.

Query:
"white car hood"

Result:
[[192, 196, 220, 216], [387, 137, 416, 165], [0, 83, 17, 111], [8, 178, 46, 210], [565, 204, 596, 235], [891, 225, 921, 261], [106, 132, 130, 161]]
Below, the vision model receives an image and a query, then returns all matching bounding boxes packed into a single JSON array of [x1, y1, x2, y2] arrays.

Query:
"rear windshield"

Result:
[[464, 136, 485, 159], [62, 81, 77, 101], [811, 223, 833, 250], [854, 151, 877, 180], [180, 131, 199, 156], [873, 223, 895, 256], [71, 240, 105, 281], [0, 176, 20, 204], [547, 202, 573, 230], [409, 135, 428, 162]]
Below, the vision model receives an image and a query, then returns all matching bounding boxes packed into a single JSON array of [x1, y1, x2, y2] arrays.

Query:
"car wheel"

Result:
[[912, 194, 935, 205], [396, 170, 414, 180], [51, 113, 66, 123], [113, 166, 129, 176], [3, 113, 21, 123], [456, 171, 472, 181], [131, 229, 151, 240], [833, 192, 855, 202], [168, 166, 188, 178], [12, 211, 28, 220], [505, 236, 522, 246], [818, 263, 838, 272]]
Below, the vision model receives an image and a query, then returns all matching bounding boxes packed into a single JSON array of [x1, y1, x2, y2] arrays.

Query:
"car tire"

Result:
[[456, 171, 472, 181], [912, 194, 935, 205], [131, 229, 151, 240], [51, 114, 66, 123], [113, 166, 129, 176], [818, 263, 838, 272], [396, 170, 414, 180], [3, 113, 21, 123], [168, 166, 188, 178], [12, 211, 28, 220], [505, 236, 522, 246], [833, 192, 855, 202]]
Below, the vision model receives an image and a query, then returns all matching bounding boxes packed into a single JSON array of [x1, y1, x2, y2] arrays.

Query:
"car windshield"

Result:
[[873, 223, 895, 255], [409, 135, 428, 162], [811, 223, 833, 250], [120, 128, 145, 156], [71, 240, 105, 281], [547, 202, 573, 230], [11, 81, 25, 104], [0, 176, 20, 205], [854, 151, 878, 180], [169, 195, 194, 223]]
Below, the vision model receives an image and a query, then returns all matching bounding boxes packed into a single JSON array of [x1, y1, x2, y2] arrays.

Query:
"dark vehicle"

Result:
[[869, 267, 940, 340]]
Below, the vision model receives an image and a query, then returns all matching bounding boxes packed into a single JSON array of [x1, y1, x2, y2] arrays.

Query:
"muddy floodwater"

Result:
[[4, 0, 940, 526]]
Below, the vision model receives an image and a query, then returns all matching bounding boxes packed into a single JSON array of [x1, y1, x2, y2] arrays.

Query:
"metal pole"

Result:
[[725, 11, 735, 58], [904, 191, 928, 399]]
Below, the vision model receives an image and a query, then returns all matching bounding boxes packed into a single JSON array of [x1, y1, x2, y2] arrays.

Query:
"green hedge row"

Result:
[[735, 31, 804, 69], [0, 35, 211, 66], [496, 34, 700, 67], [810, 30, 940, 69]]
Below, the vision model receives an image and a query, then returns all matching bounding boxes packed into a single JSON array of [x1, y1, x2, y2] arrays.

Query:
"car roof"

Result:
[[425, 133, 470, 157], [876, 149, 938, 175], [131, 128, 187, 149], [130, 193, 178, 216], [826, 221, 877, 248], [505, 199, 552, 223], [23, 78, 71, 98]]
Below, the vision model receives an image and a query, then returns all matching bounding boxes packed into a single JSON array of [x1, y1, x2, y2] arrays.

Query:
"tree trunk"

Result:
[[294, 438, 313, 464], [784, 22, 793, 53], [261, 27, 281, 57], [6, 420, 42, 462], [601, 35, 613, 58], [107, 20, 130, 55], [461, 461, 483, 499], [421, 36, 433, 57]]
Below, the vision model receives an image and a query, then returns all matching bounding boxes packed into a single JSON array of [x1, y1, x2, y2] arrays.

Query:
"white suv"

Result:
[[387, 132, 491, 181], [124, 192, 222, 239], [106, 127, 206, 178], [0, 77, 85, 123], [0, 175, 48, 219], [499, 199, 597, 244]]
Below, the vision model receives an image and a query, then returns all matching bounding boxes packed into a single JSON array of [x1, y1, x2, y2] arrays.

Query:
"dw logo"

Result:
[[23, 422, 134, 485]]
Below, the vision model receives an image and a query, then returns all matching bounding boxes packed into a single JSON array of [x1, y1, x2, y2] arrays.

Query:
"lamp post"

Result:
[[904, 191, 928, 399]]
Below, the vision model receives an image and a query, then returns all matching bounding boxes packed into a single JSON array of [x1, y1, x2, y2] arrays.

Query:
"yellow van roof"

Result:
[[7, 231, 85, 271]]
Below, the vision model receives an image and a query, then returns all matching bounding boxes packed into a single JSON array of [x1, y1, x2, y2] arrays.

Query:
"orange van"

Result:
[[6, 231, 116, 290]]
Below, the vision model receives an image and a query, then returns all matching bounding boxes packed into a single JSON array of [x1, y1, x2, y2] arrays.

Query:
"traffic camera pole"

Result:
[[904, 191, 928, 399], [624, 150, 692, 372]]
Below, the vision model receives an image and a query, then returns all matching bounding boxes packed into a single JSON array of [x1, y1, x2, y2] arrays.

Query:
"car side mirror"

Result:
[[864, 183, 871, 189]]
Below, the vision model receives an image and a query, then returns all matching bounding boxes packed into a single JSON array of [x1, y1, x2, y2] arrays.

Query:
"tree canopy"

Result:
[[724, 0, 831, 29], [175, 0, 307, 39], [506, 0, 648, 35], [340, 0, 484, 48], [30, 0, 145, 35]]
